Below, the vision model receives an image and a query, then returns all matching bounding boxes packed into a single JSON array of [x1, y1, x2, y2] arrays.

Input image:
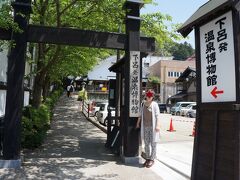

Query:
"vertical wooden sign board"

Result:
[[192, 8, 240, 180], [129, 51, 141, 117]]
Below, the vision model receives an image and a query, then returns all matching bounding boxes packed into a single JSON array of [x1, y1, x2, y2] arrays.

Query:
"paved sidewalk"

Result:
[[0, 95, 166, 180]]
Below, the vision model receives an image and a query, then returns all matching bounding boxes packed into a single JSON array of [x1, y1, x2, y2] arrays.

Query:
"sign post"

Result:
[[178, 1, 240, 179], [121, 0, 143, 163]]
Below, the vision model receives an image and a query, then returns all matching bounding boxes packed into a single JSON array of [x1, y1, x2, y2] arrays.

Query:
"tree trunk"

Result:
[[32, 71, 45, 108], [42, 76, 50, 102], [31, 43, 46, 108]]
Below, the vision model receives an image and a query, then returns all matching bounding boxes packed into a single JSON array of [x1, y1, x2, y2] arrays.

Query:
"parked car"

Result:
[[187, 104, 197, 118], [91, 101, 107, 116], [170, 102, 196, 116], [180, 103, 196, 116], [96, 103, 115, 126], [158, 103, 167, 113]]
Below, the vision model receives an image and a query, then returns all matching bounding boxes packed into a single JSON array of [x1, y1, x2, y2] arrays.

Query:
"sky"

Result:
[[141, 0, 209, 48]]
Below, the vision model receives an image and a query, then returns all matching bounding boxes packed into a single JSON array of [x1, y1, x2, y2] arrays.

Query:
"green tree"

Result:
[[1, 0, 181, 108], [30, 0, 126, 107], [141, 12, 182, 56], [169, 41, 195, 60], [0, 2, 21, 48]]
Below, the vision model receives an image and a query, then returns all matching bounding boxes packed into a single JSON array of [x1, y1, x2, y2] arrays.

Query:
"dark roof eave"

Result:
[[178, 0, 233, 37], [175, 67, 196, 82], [109, 57, 125, 73]]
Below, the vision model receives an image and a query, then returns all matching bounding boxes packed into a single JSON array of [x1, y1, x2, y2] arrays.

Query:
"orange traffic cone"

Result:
[[190, 122, 196, 137], [167, 118, 176, 132]]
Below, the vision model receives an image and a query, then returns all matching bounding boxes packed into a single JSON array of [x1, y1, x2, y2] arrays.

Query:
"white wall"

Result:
[[0, 90, 30, 117], [24, 91, 30, 107], [0, 50, 7, 83], [0, 48, 30, 117], [0, 50, 7, 117], [142, 56, 173, 67], [0, 90, 6, 117]]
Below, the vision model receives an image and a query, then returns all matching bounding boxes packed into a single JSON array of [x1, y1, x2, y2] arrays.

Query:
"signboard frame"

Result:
[[199, 10, 236, 103]]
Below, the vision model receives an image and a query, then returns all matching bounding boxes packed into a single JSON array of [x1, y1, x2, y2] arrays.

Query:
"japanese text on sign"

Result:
[[204, 17, 228, 87], [200, 11, 236, 102], [129, 51, 140, 117]]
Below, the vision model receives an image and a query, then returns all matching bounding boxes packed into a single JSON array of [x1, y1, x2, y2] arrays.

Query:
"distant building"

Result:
[[142, 56, 173, 81], [86, 56, 117, 101], [87, 55, 192, 103], [148, 56, 196, 103], [167, 67, 196, 107]]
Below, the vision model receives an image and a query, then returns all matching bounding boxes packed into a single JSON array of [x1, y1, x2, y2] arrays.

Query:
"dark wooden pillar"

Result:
[[2, 0, 31, 163], [122, 0, 142, 162]]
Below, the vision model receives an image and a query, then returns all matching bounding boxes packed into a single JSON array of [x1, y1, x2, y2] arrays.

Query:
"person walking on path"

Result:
[[66, 84, 74, 97], [136, 89, 161, 168]]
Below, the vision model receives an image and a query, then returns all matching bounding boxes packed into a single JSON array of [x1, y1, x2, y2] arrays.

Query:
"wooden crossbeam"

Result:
[[0, 25, 155, 52]]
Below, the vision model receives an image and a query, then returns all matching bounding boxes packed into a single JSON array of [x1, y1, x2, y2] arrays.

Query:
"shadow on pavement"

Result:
[[0, 94, 162, 180]]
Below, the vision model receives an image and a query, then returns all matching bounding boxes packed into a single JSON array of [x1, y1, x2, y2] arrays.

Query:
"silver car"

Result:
[[171, 102, 196, 116], [187, 104, 196, 118], [180, 103, 196, 116]]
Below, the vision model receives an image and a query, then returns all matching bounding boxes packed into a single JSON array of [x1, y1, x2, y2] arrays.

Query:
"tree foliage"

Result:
[[141, 11, 183, 56], [30, 0, 127, 107], [148, 75, 161, 84], [0, 0, 182, 108], [0, 3, 15, 30], [168, 41, 195, 60]]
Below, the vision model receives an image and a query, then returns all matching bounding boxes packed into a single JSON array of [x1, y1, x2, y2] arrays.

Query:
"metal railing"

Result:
[[81, 100, 98, 120], [0, 116, 4, 158], [82, 100, 90, 117]]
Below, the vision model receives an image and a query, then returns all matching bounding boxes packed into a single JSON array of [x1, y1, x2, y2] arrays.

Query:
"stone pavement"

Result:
[[0, 94, 163, 180]]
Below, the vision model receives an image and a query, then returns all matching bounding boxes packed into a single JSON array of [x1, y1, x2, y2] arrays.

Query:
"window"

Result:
[[144, 63, 149, 67], [168, 71, 183, 77]]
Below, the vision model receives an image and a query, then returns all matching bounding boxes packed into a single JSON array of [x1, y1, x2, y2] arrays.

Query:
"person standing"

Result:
[[67, 85, 71, 97], [136, 89, 161, 168], [67, 84, 75, 98]]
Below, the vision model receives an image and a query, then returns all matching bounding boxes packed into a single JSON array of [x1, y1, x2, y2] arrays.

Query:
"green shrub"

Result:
[[21, 104, 50, 148], [21, 88, 63, 149], [45, 88, 63, 109]]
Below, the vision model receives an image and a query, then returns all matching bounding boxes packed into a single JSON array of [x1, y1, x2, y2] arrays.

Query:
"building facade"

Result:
[[148, 57, 196, 103]]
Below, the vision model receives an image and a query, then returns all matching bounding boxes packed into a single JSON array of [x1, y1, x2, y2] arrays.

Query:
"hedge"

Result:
[[21, 88, 63, 149]]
